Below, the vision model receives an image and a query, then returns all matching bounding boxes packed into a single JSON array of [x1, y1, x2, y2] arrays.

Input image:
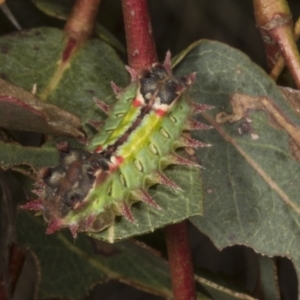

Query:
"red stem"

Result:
[[122, 2, 196, 299], [165, 222, 197, 300], [121, 0, 157, 71]]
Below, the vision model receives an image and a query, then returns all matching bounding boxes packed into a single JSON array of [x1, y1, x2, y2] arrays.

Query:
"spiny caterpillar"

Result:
[[21, 55, 212, 238]]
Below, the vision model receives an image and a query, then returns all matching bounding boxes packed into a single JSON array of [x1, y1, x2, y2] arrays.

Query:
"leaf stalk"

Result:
[[165, 222, 197, 300]]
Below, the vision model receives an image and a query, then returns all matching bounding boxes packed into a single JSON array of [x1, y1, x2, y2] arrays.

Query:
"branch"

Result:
[[121, 0, 157, 71], [270, 16, 300, 80], [164, 222, 197, 300], [65, 0, 101, 42], [253, 0, 300, 89], [63, 0, 101, 61]]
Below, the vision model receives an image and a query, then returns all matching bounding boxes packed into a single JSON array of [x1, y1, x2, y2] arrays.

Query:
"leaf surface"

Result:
[[16, 210, 173, 299], [0, 27, 128, 137], [175, 40, 300, 297], [0, 141, 58, 171], [17, 210, 212, 299]]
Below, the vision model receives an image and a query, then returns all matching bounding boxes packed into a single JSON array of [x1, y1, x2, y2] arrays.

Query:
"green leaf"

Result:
[[0, 27, 128, 137], [0, 142, 58, 171], [16, 210, 173, 299], [175, 40, 300, 296], [258, 256, 280, 300], [0, 135, 86, 173], [30, 0, 73, 20], [17, 210, 210, 299]]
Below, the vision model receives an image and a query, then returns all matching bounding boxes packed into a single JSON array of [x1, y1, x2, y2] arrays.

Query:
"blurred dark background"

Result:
[[1, 0, 300, 299], [0, 0, 270, 68]]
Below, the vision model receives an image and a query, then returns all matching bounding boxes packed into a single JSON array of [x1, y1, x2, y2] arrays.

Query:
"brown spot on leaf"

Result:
[[215, 93, 266, 123], [280, 87, 300, 116], [289, 139, 300, 162], [215, 93, 300, 149], [237, 122, 250, 135]]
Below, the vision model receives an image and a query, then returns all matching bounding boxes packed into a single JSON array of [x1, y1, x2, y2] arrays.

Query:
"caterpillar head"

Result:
[[139, 62, 196, 116]]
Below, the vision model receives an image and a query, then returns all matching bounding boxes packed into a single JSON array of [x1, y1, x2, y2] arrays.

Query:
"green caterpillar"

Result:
[[21, 56, 212, 238]]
